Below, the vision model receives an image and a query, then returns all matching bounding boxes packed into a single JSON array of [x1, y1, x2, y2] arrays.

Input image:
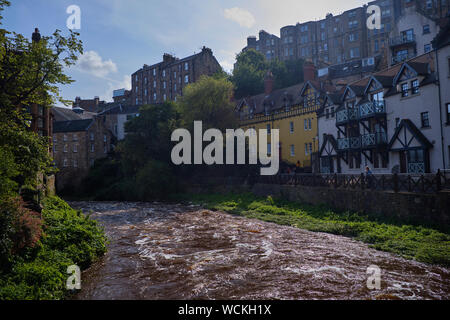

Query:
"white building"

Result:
[[318, 23, 450, 175]]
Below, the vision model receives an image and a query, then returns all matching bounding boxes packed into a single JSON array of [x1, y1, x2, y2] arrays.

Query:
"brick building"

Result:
[[72, 96, 106, 113], [131, 46, 222, 105], [52, 117, 112, 191], [242, 0, 448, 67], [112, 88, 132, 104]]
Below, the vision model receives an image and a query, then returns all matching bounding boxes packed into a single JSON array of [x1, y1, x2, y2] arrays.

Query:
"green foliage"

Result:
[[231, 49, 305, 99], [0, 196, 107, 300], [135, 160, 178, 200], [177, 75, 237, 131], [188, 193, 450, 267]]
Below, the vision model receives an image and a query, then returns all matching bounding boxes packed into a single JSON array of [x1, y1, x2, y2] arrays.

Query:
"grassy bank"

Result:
[[0, 197, 107, 300], [186, 193, 450, 267]]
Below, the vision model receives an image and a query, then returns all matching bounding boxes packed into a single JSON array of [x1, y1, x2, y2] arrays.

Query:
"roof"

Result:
[[53, 119, 93, 133], [51, 107, 97, 121], [388, 119, 433, 150], [99, 103, 140, 115]]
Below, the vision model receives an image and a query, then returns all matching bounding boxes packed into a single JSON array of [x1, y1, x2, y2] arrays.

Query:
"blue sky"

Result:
[[3, 0, 367, 105]]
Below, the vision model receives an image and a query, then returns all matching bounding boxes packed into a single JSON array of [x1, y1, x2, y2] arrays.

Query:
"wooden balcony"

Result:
[[359, 101, 386, 119]]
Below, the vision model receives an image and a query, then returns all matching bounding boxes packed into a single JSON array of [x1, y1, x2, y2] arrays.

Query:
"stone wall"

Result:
[[185, 178, 450, 231]]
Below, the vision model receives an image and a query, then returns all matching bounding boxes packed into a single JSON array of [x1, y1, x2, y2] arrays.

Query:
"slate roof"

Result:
[[53, 119, 93, 133], [52, 107, 97, 121], [99, 104, 141, 115]]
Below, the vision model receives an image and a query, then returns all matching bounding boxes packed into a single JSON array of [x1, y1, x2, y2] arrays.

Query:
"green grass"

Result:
[[185, 193, 450, 267], [0, 197, 107, 300]]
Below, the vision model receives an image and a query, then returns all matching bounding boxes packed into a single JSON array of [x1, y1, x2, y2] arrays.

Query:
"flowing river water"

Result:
[[69, 201, 449, 300]]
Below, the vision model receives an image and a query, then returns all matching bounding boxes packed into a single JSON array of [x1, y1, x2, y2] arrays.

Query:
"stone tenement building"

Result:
[[243, 0, 448, 67], [72, 96, 106, 113], [52, 115, 112, 191], [131, 46, 222, 105]]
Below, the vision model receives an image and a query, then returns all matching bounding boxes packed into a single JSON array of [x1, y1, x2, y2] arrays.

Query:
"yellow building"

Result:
[[237, 76, 332, 169]]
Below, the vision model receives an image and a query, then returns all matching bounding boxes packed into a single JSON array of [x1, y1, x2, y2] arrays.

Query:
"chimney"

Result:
[[303, 60, 316, 82], [94, 96, 99, 105], [264, 71, 274, 95], [247, 36, 257, 48], [32, 28, 41, 43]]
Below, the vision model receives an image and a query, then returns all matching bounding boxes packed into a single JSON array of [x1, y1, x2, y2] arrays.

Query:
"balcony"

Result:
[[361, 132, 388, 148], [389, 34, 416, 47], [336, 108, 359, 125], [337, 137, 361, 150], [391, 52, 416, 65], [359, 101, 386, 119]]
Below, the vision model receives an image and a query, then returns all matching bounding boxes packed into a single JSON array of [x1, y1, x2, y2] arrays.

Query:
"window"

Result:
[[308, 118, 312, 130], [104, 145, 108, 154], [73, 144, 77, 153], [309, 143, 313, 155], [144, 88, 147, 96], [447, 103, 450, 123], [73, 159, 78, 168], [153, 69, 156, 76], [91, 144, 95, 153], [163, 81, 166, 89], [374, 40, 379, 52], [153, 93, 157, 101], [185, 75, 189, 83], [395, 117, 400, 128], [90, 133, 94, 141], [421, 112, 430, 128], [290, 122, 294, 133], [63, 144, 68, 153], [401, 83, 409, 97], [305, 143, 309, 156], [174, 71, 177, 78], [174, 84, 177, 91], [412, 79, 420, 94], [63, 134, 67, 142], [290, 145, 295, 157], [424, 44, 431, 53], [267, 124, 271, 134], [184, 62, 189, 71], [423, 24, 430, 34], [163, 94, 167, 101], [72, 134, 78, 141], [63, 158, 68, 167], [135, 98, 139, 105], [153, 81, 156, 88], [104, 134, 107, 142], [162, 70, 166, 77]]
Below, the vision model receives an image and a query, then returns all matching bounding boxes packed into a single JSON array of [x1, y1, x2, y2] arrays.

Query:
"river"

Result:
[[70, 201, 449, 300]]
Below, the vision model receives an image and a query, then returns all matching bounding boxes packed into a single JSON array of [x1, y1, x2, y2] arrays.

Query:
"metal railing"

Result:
[[257, 170, 450, 194], [389, 34, 416, 47]]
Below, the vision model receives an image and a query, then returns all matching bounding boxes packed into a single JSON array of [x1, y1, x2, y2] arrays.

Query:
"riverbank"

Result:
[[185, 193, 450, 267], [0, 197, 107, 300]]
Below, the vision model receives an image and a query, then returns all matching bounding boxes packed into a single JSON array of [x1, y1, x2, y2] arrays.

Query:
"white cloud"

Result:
[[77, 51, 118, 78], [224, 7, 255, 28], [99, 75, 132, 102]]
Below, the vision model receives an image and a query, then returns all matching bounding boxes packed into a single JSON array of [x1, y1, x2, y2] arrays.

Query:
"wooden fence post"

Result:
[[393, 173, 399, 193], [436, 169, 441, 192]]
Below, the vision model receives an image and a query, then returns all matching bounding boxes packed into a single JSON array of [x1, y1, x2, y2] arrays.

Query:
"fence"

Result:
[[257, 170, 450, 194]]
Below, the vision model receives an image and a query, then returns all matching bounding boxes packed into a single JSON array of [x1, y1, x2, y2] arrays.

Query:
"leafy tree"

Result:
[[177, 75, 237, 131], [231, 49, 267, 99], [231, 48, 305, 98], [0, 0, 83, 196], [118, 102, 180, 172]]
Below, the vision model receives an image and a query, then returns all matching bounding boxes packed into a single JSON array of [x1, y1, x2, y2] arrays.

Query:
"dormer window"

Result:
[[412, 79, 420, 95], [401, 83, 409, 97]]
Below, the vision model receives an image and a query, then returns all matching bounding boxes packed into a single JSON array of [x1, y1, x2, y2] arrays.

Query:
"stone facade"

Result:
[[73, 96, 106, 113], [131, 46, 222, 105], [242, 0, 447, 68], [52, 117, 112, 191]]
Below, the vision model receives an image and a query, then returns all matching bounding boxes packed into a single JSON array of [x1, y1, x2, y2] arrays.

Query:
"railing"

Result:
[[408, 162, 425, 174], [336, 108, 359, 125], [257, 170, 450, 194], [391, 52, 416, 65], [337, 137, 361, 150], [239, 105, 319, 126], [359, 101, 386, 118], [389, 34, 416, 47], [361, 132, 388, 148]]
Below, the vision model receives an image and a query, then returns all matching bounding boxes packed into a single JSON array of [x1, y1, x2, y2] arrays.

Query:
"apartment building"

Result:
[[131, 46, 221, 105], [52, 117, 112, 191], [72, 96, 106, 113], [236, 63, 333, 168], [242, 0, 447, 67], [317, 42, 450, 175]]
